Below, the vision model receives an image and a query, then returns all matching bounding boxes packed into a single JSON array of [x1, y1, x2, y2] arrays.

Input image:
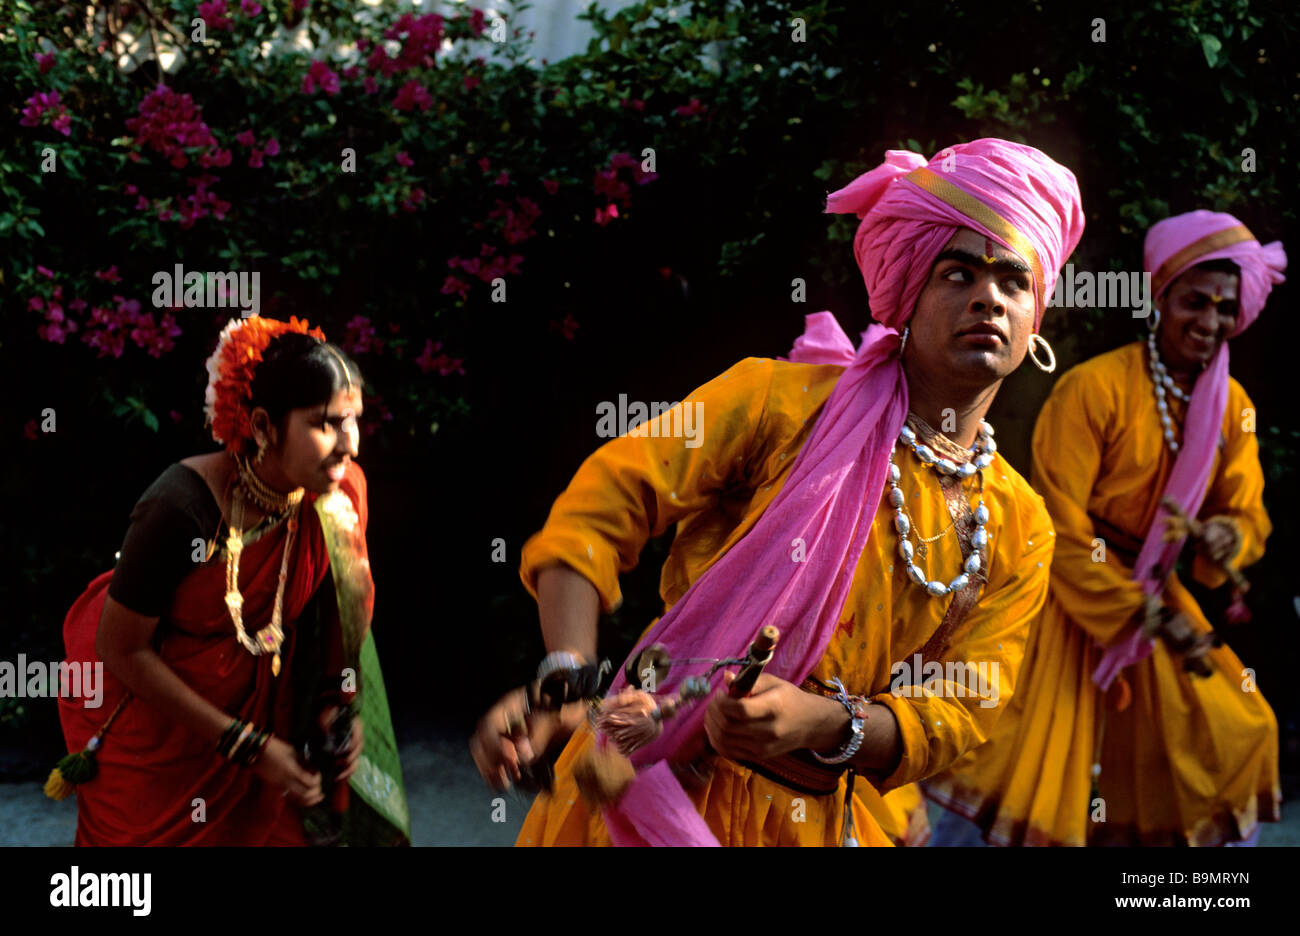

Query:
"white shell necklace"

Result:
[[1145, 329, 1189, 453], [888, 420, 994, 598]]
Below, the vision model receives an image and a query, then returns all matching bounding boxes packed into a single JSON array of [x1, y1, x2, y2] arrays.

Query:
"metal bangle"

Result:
[[536, 650, 587, 683], [810, 677, 866, 765]]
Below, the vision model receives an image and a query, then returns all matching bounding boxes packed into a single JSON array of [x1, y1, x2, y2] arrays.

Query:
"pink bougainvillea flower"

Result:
[[594, 203, 619, 226], [342, 65, 361, 81], [50, 112, 72, 135], [240, 0, 262, 15], [487, 196, 542, 245], [385, 12, 445, 71], [440, 276, 471, 300], [19, 91, 70, 134], [494, 171, 509, 186], [396, 150, 414, 167], [248, 148, 264, 168], [95, 265, 122, 283], [197, 0, 235, 31], [35, 52, 55, 73], [393, 80, 433, 111], [36, 265, 55, 278], [235, 129, 255, 146], [470, 8, 487, 37], [620, 98, 646, 111], [198, 147, 232, 168], [399, 187, 426, 213], [341, 314, 383, 355], [542, 178, 559, 195], [293, 0, 309, 10], [366, 45, 398, 77], [23, 420, 39, 440], [263, 138, 279, 156], [594, 168, 629, 204], [125, 86, 225, 172], [302, 60, 340, 96], [463, 74, 481, 92], [675, 98, 706, 117], [549, 313, 580, 340], [415, 339, 465, 376], [477, 157, 491, 172]]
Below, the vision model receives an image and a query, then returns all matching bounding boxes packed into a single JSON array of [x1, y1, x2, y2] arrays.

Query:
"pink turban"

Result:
[[600, 141, 1084, 846], [1095, 211, 1286, 689], [825, 139, 1085, 332]]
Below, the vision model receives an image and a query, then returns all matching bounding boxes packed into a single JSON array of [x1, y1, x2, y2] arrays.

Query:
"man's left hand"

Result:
[[703, 672, 848, 762]]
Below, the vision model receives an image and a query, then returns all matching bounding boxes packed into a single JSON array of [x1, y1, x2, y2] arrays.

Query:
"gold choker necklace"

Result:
[[234, 455, 304, 516]]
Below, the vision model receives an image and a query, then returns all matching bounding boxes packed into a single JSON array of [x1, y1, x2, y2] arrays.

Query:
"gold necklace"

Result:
[[234, 454, 304, 516], [899, 502, 958, 559], [224, 485, 300, 676]]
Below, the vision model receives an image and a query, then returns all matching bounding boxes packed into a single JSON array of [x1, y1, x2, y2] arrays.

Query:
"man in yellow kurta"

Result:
[[470, 140, 1085, 846], [925, 210, 1286, 846]]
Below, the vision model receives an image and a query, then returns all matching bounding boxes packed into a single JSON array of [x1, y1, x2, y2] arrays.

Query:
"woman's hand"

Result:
[[703, 672, 849, 762], [252, 736, 324, 806], [470, 687, 576, 791], [318, 706, 364, 783]]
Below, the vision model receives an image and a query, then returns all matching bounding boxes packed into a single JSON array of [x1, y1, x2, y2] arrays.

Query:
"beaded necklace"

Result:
[[1145, 329, 1190, 453], [887, 419, 993, 599]]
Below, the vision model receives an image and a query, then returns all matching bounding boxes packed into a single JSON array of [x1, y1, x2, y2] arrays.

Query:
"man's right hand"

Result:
[[470, 687, 574, 791]]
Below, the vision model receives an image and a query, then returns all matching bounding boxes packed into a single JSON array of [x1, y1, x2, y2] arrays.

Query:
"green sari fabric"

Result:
[[294, 486, 410, 846]]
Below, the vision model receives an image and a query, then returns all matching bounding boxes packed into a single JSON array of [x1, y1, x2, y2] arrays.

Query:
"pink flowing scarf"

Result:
[[601, 140, 1084, 845], [1094, 211, 1286, 689]]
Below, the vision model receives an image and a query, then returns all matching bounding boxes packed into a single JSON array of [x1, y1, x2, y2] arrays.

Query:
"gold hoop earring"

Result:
[[1027, 333, 1056, 373], [254, 437, 268, 465], [898, 325, 910, 358]]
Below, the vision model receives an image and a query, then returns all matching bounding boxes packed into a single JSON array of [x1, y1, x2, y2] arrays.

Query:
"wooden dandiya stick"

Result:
[[574, 626, 780, 808]]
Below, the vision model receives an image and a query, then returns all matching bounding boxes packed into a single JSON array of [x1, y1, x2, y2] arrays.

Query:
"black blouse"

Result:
[[107, 464, 227, 617]]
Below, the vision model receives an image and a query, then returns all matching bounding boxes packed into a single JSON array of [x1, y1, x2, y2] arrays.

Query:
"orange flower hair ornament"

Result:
[[203, 315, 327, 453]]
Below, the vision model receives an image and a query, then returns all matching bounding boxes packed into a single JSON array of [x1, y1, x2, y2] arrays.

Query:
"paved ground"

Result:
[[3, 723, 1297, 845]]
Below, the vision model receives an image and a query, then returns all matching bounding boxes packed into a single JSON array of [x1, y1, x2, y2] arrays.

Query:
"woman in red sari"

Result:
[[54, 316, 409, 846]]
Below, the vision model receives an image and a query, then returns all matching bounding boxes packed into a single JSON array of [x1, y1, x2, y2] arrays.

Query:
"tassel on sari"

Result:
[[45, 693, 131, 801]]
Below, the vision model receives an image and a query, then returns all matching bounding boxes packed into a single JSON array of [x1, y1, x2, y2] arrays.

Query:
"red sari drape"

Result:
[[57, 462, 368, 845]]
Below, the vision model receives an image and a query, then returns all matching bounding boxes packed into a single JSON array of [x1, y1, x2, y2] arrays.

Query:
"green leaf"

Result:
[[1200, 34, 1222, 69]]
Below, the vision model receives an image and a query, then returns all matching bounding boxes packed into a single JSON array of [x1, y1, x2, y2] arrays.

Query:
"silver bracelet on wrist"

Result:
[[536, 650, 586, 683], [810, 677, 867, 765]]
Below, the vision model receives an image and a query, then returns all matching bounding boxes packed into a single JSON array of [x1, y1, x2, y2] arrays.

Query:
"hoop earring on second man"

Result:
[[898, 325, 910, 358], [255, 437, 268, 465], [1147, 305, 1161, 332], [1027, 333, 1056, 373]]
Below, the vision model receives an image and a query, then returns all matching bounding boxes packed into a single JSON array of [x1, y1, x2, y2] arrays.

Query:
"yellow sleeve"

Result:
[[1192, 382, 1272, 588], [1029, 365, 1146, 645], [519, 357, 777, 614], [870, 490, 1055, 792]]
